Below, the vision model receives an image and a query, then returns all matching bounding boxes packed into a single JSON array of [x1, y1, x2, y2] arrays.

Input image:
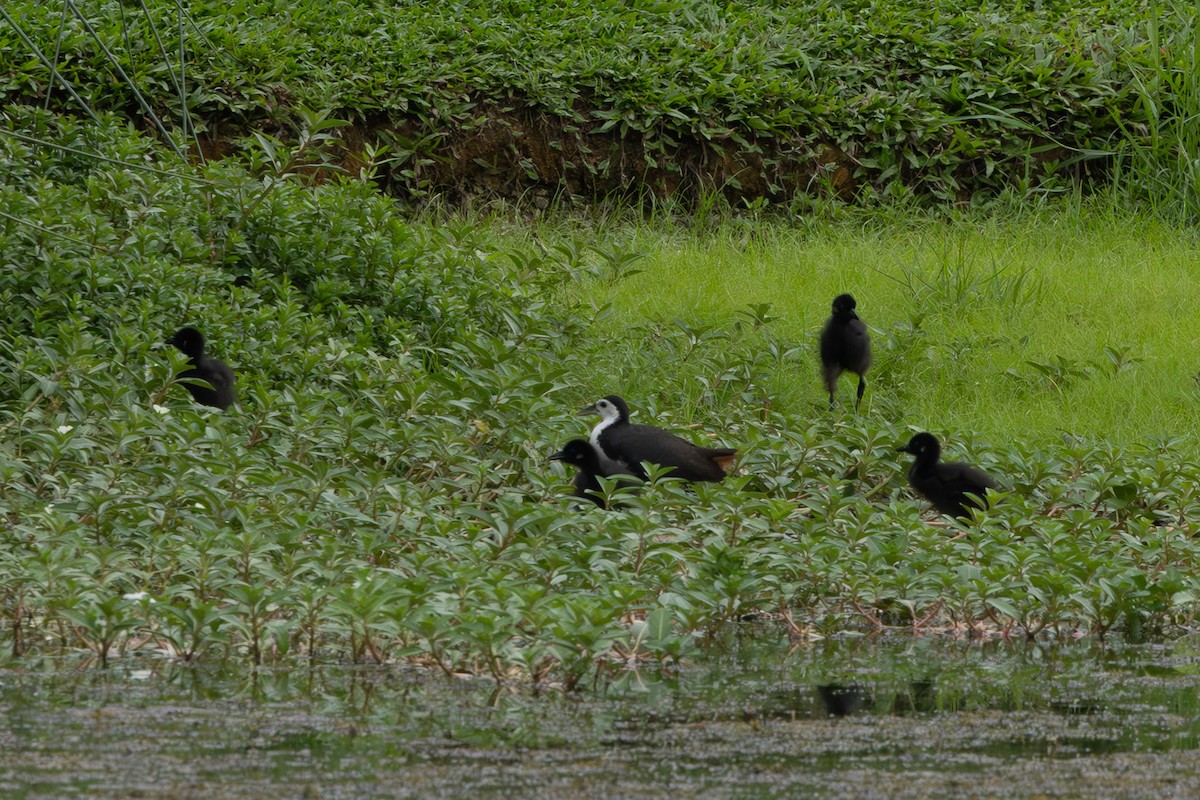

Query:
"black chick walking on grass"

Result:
[[167, 326, 236, 410], [898, 432, 999, 520], [819, 293, 871, 410]]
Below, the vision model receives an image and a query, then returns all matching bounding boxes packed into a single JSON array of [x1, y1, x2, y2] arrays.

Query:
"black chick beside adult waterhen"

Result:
[[549, 438, 641, 508]]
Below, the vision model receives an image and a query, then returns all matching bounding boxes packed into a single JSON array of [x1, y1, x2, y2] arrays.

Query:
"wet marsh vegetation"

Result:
[[5, 107, 1200, 792], [4, 0, 1200, 788]]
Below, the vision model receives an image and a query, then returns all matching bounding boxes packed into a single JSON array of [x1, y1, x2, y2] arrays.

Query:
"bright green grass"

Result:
[[542, 202, 1200, 446]]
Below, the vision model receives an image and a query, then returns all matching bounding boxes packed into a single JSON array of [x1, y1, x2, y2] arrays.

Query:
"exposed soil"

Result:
[[314, 102, 860, 208]]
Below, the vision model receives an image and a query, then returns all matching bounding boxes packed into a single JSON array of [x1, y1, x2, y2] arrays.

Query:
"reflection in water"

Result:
[[892, 679, 937, 715], [815, 683, 868, 717], [3, 633, 1200, 800]]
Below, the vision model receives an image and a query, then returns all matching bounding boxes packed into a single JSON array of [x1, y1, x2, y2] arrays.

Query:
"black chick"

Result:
[[549, 438, 641, 508], [583, 395, 736, 483], [897, 432, 999, 519], [167, 326, 236, 410], [819, 293, 871, 410]]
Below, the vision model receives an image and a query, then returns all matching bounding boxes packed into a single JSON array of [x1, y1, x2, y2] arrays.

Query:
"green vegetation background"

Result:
[[4, 0, 1196, 203], [1, 1, 1200, 682]]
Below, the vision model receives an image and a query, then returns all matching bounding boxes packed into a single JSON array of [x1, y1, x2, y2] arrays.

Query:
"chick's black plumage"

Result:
[[583, 395, 736, 483], [549, 438, 640, 508], [819, 293, 871, 409], [898, 432, 998, 519], [167, 326, 236, 410]]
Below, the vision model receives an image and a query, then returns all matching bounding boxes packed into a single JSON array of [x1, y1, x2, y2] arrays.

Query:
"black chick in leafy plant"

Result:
[[582, 395, 736, 483], [167, 326, 236, 410], [549, 438, 641, 509], [819, 293, 871, 410], [897, 432, 999, 520]]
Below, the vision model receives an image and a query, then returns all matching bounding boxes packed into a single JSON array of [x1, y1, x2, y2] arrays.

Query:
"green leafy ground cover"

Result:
[[3, 108, 1200, 688], [1, 0, 1196, 204]]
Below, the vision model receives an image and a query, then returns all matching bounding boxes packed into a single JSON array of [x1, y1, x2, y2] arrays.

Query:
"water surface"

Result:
[[4, 634, 1200, 798]]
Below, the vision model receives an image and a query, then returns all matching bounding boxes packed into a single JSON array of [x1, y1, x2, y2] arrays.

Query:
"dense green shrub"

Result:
[[1, 0, 1194, 204]]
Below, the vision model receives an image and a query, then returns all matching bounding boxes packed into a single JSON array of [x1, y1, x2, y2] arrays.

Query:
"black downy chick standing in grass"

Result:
[[167, 326, 236, 410], [897, 432, 999, 520], [549, 438, 641, 508], [819, 293, 871, 410], [582, 395, 736, 483]]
